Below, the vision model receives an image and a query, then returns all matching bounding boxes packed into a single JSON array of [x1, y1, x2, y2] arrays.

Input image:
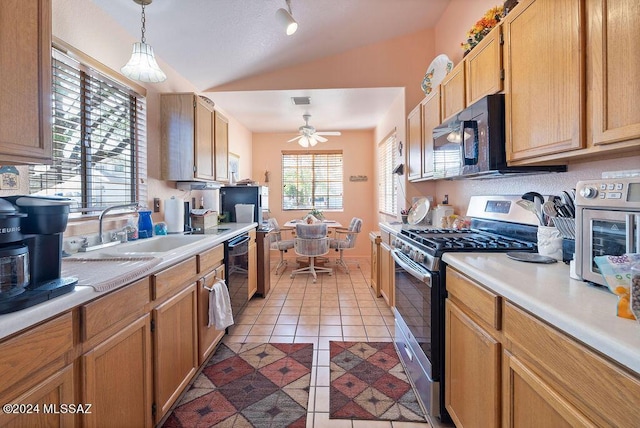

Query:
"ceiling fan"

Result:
[[287, 114, 341, 147]]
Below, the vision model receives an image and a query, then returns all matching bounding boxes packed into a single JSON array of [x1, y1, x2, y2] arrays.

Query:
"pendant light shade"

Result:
[[276, 0, 298, 35], [121, 0, 167, 83]]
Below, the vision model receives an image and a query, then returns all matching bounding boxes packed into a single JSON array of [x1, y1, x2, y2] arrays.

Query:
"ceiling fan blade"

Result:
[[315, 131, 341, 136], [287, 135, 303, 142], [313, 134, 328, 143]]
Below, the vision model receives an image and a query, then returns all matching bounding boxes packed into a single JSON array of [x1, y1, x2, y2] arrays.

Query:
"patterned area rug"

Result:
[[329, 341, 425, 422], [163, 342, 313, 427]]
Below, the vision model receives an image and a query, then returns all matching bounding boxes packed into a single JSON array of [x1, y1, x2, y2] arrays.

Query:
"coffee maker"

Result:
[[0, 196, 77, 314]]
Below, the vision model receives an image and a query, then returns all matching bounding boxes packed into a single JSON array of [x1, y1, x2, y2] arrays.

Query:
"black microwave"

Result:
[[432, 94, 565, 179]]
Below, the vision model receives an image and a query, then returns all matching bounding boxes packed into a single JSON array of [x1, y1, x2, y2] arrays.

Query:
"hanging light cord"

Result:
[[140, 3, 147, 43]]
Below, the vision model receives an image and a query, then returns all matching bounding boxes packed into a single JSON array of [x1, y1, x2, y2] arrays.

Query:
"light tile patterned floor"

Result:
[[222, 256, 432, 428]]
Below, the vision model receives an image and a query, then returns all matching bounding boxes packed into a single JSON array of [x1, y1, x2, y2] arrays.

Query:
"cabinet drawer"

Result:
[[504, 301, 640, 427], [446, 267, 501, 330], [0, 312, 73, 395], [81, 277, 150, 341], [153, 256, 197, 300], [198, 244, 224, 274]]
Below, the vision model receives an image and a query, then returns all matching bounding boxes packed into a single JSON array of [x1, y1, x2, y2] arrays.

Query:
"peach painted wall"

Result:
[[251, 131, 375, 257]]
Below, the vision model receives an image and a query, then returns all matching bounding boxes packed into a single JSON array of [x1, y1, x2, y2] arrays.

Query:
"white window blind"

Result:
[[282, 150, 343, 211], [378, 131, 397, 216], [29, 48, 147, 214]]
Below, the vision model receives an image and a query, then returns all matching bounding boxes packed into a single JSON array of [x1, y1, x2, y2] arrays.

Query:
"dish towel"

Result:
[[208, 279, 234, 330]]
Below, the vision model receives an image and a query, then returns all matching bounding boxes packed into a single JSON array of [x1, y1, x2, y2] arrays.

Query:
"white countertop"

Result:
[[0, 223, 257, 341], [442, 252, 640, 376]]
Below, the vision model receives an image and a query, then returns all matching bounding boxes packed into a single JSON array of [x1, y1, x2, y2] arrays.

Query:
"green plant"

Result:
[[308, 208, 324, 219]]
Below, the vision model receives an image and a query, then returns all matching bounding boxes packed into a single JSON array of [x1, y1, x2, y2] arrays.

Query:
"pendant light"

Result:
[[276, 0, 298, 36], [121, 0, 167, 83]]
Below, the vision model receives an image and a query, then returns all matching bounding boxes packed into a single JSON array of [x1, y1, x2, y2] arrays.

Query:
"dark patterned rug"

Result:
[[163, 342, 313, 428], [329, 341, 426, 422]]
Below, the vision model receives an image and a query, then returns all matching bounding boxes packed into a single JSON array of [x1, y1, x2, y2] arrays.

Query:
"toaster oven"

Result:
[[575, 177, 640, 286]]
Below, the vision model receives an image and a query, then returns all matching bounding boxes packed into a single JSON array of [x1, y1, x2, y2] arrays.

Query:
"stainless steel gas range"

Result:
[[391, 195, 540, 423]]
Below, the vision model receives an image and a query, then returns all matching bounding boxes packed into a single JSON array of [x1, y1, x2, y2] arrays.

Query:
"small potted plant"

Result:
[[308, 208, 324, 220], [401, 209, 410, 224]]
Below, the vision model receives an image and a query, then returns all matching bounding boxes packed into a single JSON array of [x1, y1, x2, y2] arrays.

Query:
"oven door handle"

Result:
[[392, 249, 431, 284], [228, 235, 251, 248]]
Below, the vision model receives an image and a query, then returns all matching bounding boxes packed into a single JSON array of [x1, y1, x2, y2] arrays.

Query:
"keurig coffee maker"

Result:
[[0, 196, 77, 314]]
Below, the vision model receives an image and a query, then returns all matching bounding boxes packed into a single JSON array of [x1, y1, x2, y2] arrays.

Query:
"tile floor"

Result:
[[222, 256, 432, 428]]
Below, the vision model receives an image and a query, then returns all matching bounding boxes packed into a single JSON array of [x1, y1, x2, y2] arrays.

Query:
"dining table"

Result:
[[284, 219, 343, 229]]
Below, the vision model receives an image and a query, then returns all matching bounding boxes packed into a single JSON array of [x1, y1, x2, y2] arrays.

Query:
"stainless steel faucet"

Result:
[[98, 202, 139, 243]]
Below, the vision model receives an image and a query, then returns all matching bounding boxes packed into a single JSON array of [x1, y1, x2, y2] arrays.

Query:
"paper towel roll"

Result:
[[164, 197, 185, 233]]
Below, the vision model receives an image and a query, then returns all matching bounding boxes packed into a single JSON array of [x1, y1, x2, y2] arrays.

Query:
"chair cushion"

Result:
[[330, 239, 350, 249], [296, 223, 327, 238], [271, 240, 294, 251]]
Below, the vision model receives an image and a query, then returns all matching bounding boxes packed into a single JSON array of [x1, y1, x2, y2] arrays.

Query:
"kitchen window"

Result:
[[282, 150, 343, 211], [378, 130, 397, 216], [28, 45, 147, 215]]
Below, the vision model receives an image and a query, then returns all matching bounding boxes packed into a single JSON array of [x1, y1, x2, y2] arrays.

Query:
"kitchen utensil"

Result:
[[517, 199, 544, 225], [561, 191, 575, 217], [506, 251, 557, 264], [542, 201, 557, 225]]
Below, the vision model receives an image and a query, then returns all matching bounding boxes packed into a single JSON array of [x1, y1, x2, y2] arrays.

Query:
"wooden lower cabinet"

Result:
[[445, 300, 500, 428], [82, 314, 153, 428], [153, 283, 198, 422], [0, 364, 75, 428], [379, 240, 394, 307], [369, 232, 381, 297], [502, 351, 593, 428], [197, 266, 226, 365]]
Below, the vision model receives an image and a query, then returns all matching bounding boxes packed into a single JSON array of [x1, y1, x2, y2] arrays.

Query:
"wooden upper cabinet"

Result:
[[587, 0, 640, 148], [421, 90, 440, 179], [465, 26, 503, 107], [407, 103, 423, 181], [214, 111, 229, 182], [0, 0, 52, 165], [503, 0, 585, 163], [440, 61, 466, 123], [160, 93, 215, 181]]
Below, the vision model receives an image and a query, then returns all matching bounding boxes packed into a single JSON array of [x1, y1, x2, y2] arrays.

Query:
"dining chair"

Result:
[[329, 217, 362, 273], [291, 223, 333, 283], [266, 218, 295, 275]]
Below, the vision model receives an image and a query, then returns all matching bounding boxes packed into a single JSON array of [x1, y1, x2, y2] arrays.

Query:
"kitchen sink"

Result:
[[105, 234, 208, 255]]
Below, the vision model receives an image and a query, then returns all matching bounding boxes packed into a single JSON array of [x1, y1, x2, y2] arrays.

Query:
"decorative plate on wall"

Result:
[[421, 54, 454, 95], [407, 197, 430, 225]]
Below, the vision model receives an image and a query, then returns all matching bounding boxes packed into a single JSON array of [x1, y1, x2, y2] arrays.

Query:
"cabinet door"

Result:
[[440, 61, 466, 123], [370, 234, 381, 297], [503, 351, 595, 428], [407, 103, 423, 181], [445, 300, 500, 428], [198, 266, 225, 365], [194, 96, 215, 181], [153, 283, 198, 421], [504, 0, 585, 163], [248, 233, 258, 299], [214, 111, 229, 182], [588, 0, 640, 147], [160, 93, 197, 181], [379, 242, 394, 307], [465, 27, 503, 106], [82, 314, 153, 428], [421, 90, 440, 179], [0, 364, 74, 428], [0, 0, 52, 164]]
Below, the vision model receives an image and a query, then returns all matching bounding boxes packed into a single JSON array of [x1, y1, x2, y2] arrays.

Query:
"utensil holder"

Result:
[[537, 226, 563, 261]]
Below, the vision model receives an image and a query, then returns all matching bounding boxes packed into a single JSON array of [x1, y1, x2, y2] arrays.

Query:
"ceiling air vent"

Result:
[[291, 96, 311, 105]]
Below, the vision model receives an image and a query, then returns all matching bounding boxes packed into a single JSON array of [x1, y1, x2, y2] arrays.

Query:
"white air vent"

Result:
[[291, 96, 311, 105]]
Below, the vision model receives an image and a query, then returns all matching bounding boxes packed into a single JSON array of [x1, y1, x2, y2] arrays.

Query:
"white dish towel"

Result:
[[208, 279, 234, 330]]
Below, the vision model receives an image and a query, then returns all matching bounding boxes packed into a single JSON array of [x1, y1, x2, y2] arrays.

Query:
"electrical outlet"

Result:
[[153, 198, 161, 212]]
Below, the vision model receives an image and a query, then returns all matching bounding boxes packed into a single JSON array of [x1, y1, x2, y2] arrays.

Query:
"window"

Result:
[[378, 131, 397, 216], [282, 150, 343, 211], [28, 47, 147, 214]]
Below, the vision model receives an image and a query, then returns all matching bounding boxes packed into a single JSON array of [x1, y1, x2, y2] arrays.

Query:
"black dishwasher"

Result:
[[224, 232, 250, 318]]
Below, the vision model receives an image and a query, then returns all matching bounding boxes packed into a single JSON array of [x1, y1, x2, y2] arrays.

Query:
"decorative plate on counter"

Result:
[[407, 197, 430, 225], [421, 54, 454, 95], [506, 252, 557, 264]]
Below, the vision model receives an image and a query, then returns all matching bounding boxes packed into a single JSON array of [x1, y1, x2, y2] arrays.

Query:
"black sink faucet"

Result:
[[98, 202, 139, 243]]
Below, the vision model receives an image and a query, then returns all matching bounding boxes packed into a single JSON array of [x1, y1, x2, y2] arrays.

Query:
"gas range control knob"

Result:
[[580, 186, 598, 199], [414, 252, 425, 263]]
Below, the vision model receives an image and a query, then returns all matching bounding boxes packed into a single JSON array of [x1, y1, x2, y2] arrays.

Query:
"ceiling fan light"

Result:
[[299, 136, 310, 147], [121, 42, 167, 83], [276, 1, 298, 36], [309, 137, 318, 147]]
